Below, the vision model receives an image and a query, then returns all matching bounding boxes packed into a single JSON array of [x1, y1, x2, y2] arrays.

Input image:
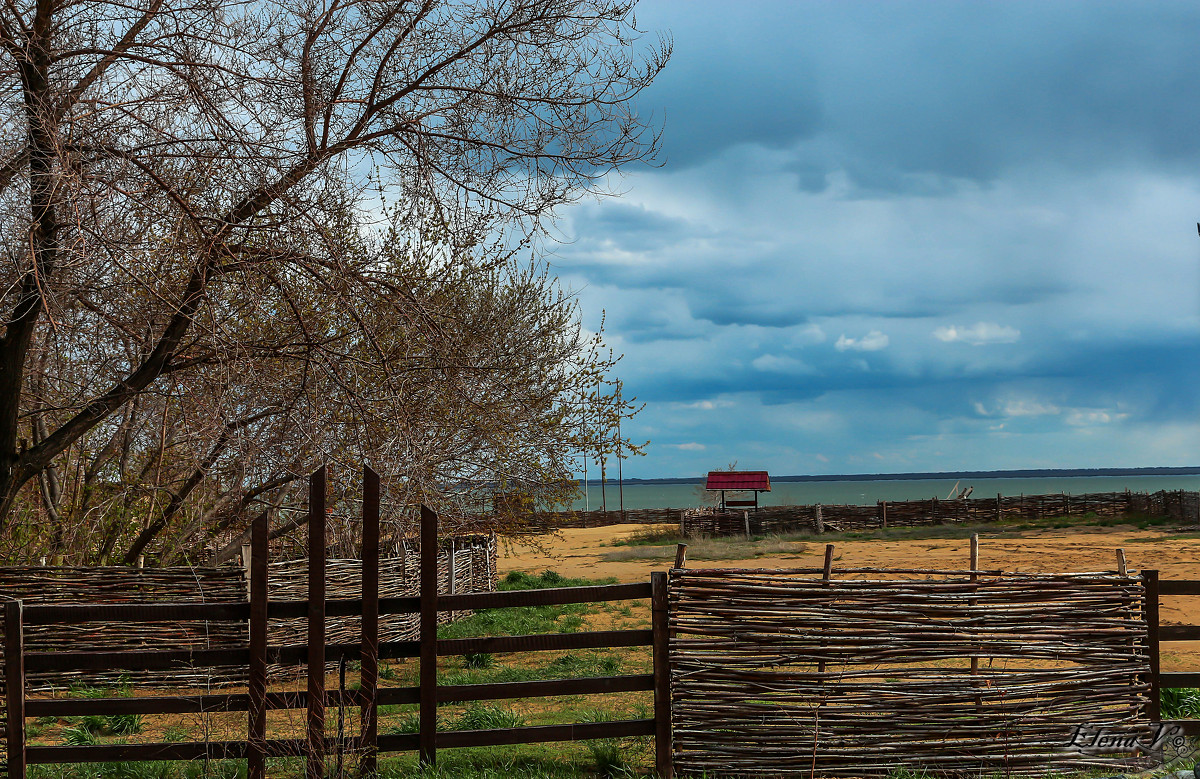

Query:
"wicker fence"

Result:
[[679, 490, 1196, 536], [0, 534, 496, 691], [668, 567, 1152, 777]]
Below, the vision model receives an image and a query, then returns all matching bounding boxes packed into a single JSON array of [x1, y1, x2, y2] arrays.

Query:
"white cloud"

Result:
[[788, 324, 827, 347], [835, 330, 889, 352], [669, 442, 707, 451], [751, 354, 816, 373], [1065, 409, 1127, 426], [674, 399, 734, 410], [1002, 399, 1060, 417], [933, 322, 1021, 345]]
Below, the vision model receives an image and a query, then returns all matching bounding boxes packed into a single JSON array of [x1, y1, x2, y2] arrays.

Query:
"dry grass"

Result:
[[603, 536, 809, 562]]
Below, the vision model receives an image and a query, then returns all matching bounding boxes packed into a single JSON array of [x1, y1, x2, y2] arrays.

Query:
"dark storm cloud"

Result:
[[554, 1, 1200, 477], [636, 1, 1200, 181]]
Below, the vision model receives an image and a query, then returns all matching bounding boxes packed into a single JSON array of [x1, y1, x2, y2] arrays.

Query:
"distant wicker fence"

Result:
[[1129, 490, 1200, 525], [669, 567, 1151, 777], [679, 490, 1198, 536], [0, 534, 496, 691]]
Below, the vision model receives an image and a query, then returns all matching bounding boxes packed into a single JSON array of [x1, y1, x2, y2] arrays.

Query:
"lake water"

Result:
[[565, 474, 1200, 510]]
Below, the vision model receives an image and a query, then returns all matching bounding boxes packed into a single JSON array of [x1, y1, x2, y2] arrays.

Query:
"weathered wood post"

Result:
[[1144, 569, 1161, 723], [817, 544, 834, 675], [360, 467, 381, 777], [5, 599, 25, 779], [969, 534, 981, 711], [307, 466, 327, 779], [247, 512, 269, 779], [651, 571, 672, 779], [420, 505, 439, 767], [815, 504, 824, 534]]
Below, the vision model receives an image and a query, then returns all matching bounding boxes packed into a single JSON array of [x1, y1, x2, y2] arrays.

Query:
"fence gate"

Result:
[[667, 566, 1153, 777]]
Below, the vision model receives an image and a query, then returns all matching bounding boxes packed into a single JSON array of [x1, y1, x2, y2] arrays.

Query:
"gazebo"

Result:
[[705, 470, 771, 512]]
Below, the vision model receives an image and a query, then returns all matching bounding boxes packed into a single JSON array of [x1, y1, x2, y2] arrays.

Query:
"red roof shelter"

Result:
[[705, 470, 771, 512]]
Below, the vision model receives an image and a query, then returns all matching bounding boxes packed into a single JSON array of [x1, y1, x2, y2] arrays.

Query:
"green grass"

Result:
[[1163, 687, 1200, 719], [437, 570, 616, 641]]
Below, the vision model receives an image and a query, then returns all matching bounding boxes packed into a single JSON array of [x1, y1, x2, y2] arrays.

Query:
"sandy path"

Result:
[[500, 523, 1200, 671]]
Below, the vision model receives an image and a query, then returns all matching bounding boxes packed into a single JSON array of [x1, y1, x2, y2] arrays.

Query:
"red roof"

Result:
[[705, 471, 771, 491]]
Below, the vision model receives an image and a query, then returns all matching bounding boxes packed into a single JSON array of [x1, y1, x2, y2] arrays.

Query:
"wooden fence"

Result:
[[668, 565, 1154, 777], [679, 490, 1196, 536], [0, 536, 496, 691], [1, 467, 672, 779]]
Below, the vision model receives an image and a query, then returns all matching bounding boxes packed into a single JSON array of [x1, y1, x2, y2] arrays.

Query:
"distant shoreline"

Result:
[[580, 466, 1200, 487]]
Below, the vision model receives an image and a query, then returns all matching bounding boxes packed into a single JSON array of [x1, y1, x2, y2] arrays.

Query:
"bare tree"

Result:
[[0, 0, 668, 554]]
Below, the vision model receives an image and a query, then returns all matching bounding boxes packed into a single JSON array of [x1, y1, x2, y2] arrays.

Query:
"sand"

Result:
[[499, 523, 1200, 670]]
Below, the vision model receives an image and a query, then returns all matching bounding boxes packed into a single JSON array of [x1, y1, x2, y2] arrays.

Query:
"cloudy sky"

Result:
[[552, 0, 1200, 479]]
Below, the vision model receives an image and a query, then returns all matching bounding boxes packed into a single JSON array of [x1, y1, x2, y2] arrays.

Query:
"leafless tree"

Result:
[[0, 0, 668, 560]]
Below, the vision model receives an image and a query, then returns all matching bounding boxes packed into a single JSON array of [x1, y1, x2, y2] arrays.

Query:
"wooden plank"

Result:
[[247, 511, 268, 779], [420, 504, 438, 767], [6, 600, 26, 779], [27, 741, 248, 763], [26, 736, 354, 764], [652, 571, 672, 779], [307, 465, 327, 779], [23, 602, 250, 625], [1157, 625, 1200, 641], [437, 719, 655, 749], [437, 674, 655, 703], [25, 639, 421, 673], [437, 630, 653, 656], [438, 583, 650, 611], [378, 686, 421, 706], [1160, 672, 1200, 688], [1146, 570, 1161, 722], [361, 466, 381, 778], [26, 690, 368, 718], [1163, 719, 1200, 737], [1158, 580, 1200, 596], [376, 733, 421, 753]]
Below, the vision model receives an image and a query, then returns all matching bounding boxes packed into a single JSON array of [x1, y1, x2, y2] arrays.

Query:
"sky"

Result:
[[550, 0, 1200, 480]]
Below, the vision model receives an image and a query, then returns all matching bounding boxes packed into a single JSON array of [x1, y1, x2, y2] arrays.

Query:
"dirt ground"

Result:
[[499, 522, 1200, 671]]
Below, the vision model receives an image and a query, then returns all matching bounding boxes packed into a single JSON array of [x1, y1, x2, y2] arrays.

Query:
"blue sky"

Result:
[[552, 0, 1200, 479]]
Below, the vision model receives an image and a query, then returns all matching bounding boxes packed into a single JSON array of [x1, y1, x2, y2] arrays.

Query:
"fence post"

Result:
[[307, 466, 327, 779], [420, 505, 439, 768], [1144, 569, 1161, 723], [651, 571, 672, 779], [247, 512, 269, 779], [5, 600, 25, 779], [360, 467, 381, 777]]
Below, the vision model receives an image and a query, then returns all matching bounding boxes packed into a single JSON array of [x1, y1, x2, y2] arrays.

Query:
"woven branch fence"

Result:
[[669, 567, 1151, 777], [0, 534, 496, 691], [679, 490, 1198, 537]]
